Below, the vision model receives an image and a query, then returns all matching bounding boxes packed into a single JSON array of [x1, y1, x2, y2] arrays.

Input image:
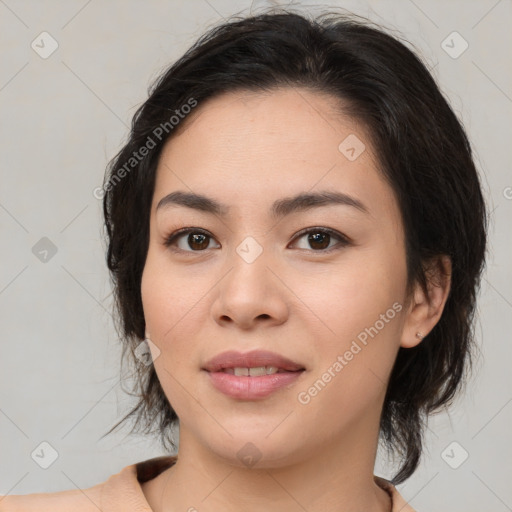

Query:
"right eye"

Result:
[[163, 228, 220, 252]]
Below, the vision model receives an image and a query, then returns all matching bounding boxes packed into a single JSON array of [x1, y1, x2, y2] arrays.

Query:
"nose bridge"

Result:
[[213, 234, 288, 327], [227, 234, 274, 298]]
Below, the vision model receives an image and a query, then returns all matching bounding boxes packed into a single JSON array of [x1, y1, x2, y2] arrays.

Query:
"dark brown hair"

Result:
[[100, 8, 488, 484]]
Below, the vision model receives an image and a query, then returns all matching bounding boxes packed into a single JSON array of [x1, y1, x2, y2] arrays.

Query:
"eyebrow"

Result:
[[156, 190, 369, 218]]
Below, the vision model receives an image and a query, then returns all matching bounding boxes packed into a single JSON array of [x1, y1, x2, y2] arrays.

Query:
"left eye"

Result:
[[290, 228, 350, 252]]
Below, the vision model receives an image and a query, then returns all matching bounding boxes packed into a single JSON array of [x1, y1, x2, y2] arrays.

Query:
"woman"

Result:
[[0, 8, 487, 512]]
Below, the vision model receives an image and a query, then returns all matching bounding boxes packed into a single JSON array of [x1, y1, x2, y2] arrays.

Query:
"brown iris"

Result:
[[307, 232, 330, 250], [188, 233, 209, 250]]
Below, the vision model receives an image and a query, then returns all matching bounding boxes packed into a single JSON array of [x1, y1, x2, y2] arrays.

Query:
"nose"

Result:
[[210, 246, 289, 331]]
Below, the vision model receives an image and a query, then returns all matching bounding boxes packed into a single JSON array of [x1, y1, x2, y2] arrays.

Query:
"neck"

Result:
[[149, 419, 391, 512]]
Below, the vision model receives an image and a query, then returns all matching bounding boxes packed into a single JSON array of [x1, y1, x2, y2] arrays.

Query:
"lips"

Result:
[[202, 349, 306, 400], [202, 350, 305, 373]]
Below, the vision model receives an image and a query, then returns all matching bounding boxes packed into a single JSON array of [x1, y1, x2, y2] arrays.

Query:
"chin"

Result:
[[201, 430, 309, 470]]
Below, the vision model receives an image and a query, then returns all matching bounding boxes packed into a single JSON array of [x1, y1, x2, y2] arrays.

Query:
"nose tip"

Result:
[[212, 258, 289, 330]]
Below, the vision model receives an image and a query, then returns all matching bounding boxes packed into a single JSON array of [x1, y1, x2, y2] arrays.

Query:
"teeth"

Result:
[[225, 366, 280, 376]]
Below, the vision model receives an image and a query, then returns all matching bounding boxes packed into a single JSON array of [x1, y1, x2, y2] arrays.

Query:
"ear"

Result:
[[400, 255, 452, 348]]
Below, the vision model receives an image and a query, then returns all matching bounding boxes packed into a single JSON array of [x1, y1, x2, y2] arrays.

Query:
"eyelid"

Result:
[[163, 226, 351, 253]]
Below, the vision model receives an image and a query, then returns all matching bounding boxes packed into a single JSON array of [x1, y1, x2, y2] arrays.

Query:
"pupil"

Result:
[[189, 233, 208, 250], [309, 232, 329, 250]]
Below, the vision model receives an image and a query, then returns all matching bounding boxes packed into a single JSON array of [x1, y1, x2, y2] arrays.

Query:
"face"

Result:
[[141, 87, 411, 467]]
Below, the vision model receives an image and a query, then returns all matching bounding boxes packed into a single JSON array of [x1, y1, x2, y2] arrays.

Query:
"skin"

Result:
[[139, 87, 451, 512]]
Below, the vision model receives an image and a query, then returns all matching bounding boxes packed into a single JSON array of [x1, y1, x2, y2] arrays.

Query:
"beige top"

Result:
[[0, 455, 416, 511]]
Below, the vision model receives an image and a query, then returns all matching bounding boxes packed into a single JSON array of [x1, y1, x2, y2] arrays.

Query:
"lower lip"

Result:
[[204, 370, 304, 400]]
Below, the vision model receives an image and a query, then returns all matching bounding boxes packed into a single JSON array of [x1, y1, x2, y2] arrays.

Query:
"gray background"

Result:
[[0, 0, 511, 510]]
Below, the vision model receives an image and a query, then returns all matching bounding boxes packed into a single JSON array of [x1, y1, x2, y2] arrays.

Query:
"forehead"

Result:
[[152, 87, 399, 227]]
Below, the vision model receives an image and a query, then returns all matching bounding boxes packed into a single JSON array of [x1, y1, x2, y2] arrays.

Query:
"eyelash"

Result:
[[163, 226, 351, 254]]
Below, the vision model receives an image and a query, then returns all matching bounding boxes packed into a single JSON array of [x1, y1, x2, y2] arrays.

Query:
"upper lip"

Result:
[[202, 350, 305, 372]]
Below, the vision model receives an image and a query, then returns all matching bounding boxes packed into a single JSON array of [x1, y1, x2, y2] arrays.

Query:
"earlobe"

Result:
[[400, 255, 452, 348]]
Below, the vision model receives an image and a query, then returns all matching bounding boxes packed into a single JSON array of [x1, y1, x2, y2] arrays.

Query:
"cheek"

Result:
[[298, 247, 405, 343], [140, 250, 210, 366], [140, 255, 204, 415], [294, 247, 406, 402]]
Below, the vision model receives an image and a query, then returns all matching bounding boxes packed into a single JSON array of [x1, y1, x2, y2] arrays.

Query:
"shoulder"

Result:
[[0, 456, 177, 512], [0, 483, 103, 512]]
